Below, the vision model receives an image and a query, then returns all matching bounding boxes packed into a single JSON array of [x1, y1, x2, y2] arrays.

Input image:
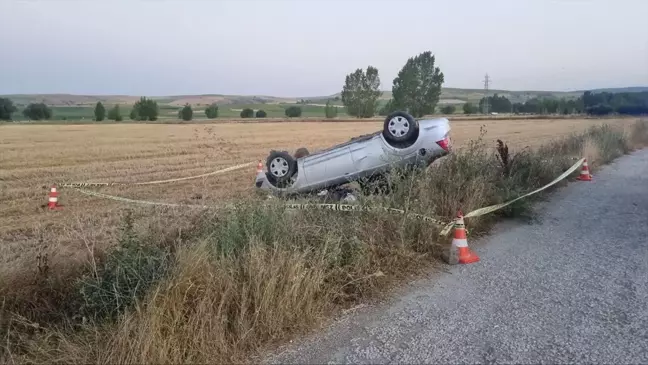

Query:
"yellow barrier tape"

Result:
[[283, 203, 447, 225], [71, 190, 446, 225], [74, 188, 218, 209], [438, 157, 586, 235], [60, 162, 255, 188], [70, 157, 585, 237]]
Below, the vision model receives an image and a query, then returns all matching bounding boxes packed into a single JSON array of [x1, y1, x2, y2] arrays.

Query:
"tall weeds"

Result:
[[2, 119, 647, 364]]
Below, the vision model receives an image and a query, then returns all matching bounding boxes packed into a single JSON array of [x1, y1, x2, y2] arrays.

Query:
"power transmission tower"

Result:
[[482, 73, 491, 114]]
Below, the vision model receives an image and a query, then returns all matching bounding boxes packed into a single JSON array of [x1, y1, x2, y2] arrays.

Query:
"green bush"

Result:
[[179, 103, 193, 121], [378, 99, 396, 116], [107, 104, 123, 121], [240, 108, 254, 118], [77, 212, 171, 321], [23, 103, 52, 120], [285, 106, 302, 118], [255, 109, 267, 118], [131, 97, 159, 121], [463, 102, 477, 114], [94, 102, 106, 121], [325, 100, 338, 118], [205, 103, 219, 119], [440, 105, 456, 114], [0, 97, 17, 120]]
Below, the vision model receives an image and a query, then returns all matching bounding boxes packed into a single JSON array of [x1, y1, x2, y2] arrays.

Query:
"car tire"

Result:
[[294, 147, 310, 159], [382, 111, 419, 144], [266, 150, 297, 186]]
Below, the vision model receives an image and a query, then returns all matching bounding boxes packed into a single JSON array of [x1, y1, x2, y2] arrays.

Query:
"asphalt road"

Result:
[[265, 149, 648, 364]]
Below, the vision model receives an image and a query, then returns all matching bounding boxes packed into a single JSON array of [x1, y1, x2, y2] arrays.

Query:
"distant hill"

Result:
[[1, 94, 296, 107], [2, 86, 646, 107], [583, 86, 648, 93]]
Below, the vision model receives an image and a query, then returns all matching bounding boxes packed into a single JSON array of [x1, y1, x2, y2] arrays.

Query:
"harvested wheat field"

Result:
[[0, 117, 638, 280]]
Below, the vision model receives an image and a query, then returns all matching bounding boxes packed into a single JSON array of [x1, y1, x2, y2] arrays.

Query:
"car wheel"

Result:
[[266, 150, 297, 186], [383, 111, 419, 144]]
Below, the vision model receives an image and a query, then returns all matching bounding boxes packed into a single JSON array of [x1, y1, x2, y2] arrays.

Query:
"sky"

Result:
[[1, 0, 647, 97]]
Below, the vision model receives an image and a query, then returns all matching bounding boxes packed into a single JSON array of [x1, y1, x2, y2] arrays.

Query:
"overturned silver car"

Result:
[[255, 111, 452, 196]]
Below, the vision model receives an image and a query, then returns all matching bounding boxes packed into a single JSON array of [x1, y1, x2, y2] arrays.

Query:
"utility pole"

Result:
[[482, 73, 491, 114]]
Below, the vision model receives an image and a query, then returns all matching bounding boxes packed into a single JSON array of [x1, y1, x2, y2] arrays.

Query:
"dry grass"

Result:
[[1, 117, 647, 364], [581, 138, 602, 167], [0, 118, 640, 290]]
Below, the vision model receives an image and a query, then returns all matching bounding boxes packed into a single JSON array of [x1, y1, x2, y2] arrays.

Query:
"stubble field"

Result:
[[0, 117, 638, 281]]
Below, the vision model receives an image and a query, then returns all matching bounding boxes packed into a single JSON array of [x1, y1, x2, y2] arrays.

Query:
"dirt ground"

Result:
[[0, 117, 638, 278]]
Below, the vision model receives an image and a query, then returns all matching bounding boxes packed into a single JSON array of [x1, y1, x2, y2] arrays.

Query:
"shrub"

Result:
[[131, 97, 159, 121], [285, 106, 302, 118], [94, 102, 106, 121], [23, 103, 52, 120], [325, 100, 338, 118], [255, 109, 267, 118], [179, 103, 193, 121], [0, 97, 18, 120], [240, 108, 254, 118], [77, 211, 171, 322], [378, 99, 396, 116], [107, 104, 123, 121], [205, 103, 219, 119], [463, 102, 477, 114], [440, 105, 456, 114]]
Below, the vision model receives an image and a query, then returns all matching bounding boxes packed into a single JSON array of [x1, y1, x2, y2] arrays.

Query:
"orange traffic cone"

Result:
[[47, 185, 61, 210], [452, 211, 479, 264], [577, 159, 592, 181]]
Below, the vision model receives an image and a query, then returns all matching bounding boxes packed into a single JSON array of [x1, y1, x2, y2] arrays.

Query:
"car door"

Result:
[[350, 136, 391, 178], [302, 145, 355, 188]]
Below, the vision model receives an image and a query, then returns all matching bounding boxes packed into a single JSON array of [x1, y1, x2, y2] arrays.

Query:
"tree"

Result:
[[129, 108, 139, 120], [0, 98, 17, 121], [463, 102, 477, 114], [255, 109, 267, 118], [240, 108, 254, 118], [378, 99, 397, 116], [94, 101, 106, 121], [285, 106, 302, 118], [23, 103, 52, 120], [340, 66, 382, 118], [179, 103, 193, 121], [391, 51, 444, 118], [576, 90, 648, 116], [205, 103, 219, 119], [324, 100, 338, 118], [440, 105, 456, 114], [131, 97, 159, 121], [479, 94, 512, 113], [107, 104, 123, 121]]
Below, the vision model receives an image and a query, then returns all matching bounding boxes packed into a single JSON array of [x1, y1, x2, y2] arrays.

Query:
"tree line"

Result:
[[1, 77, 646, 122], [0, 97, 309, 121], [472, 91, 648, 116]]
